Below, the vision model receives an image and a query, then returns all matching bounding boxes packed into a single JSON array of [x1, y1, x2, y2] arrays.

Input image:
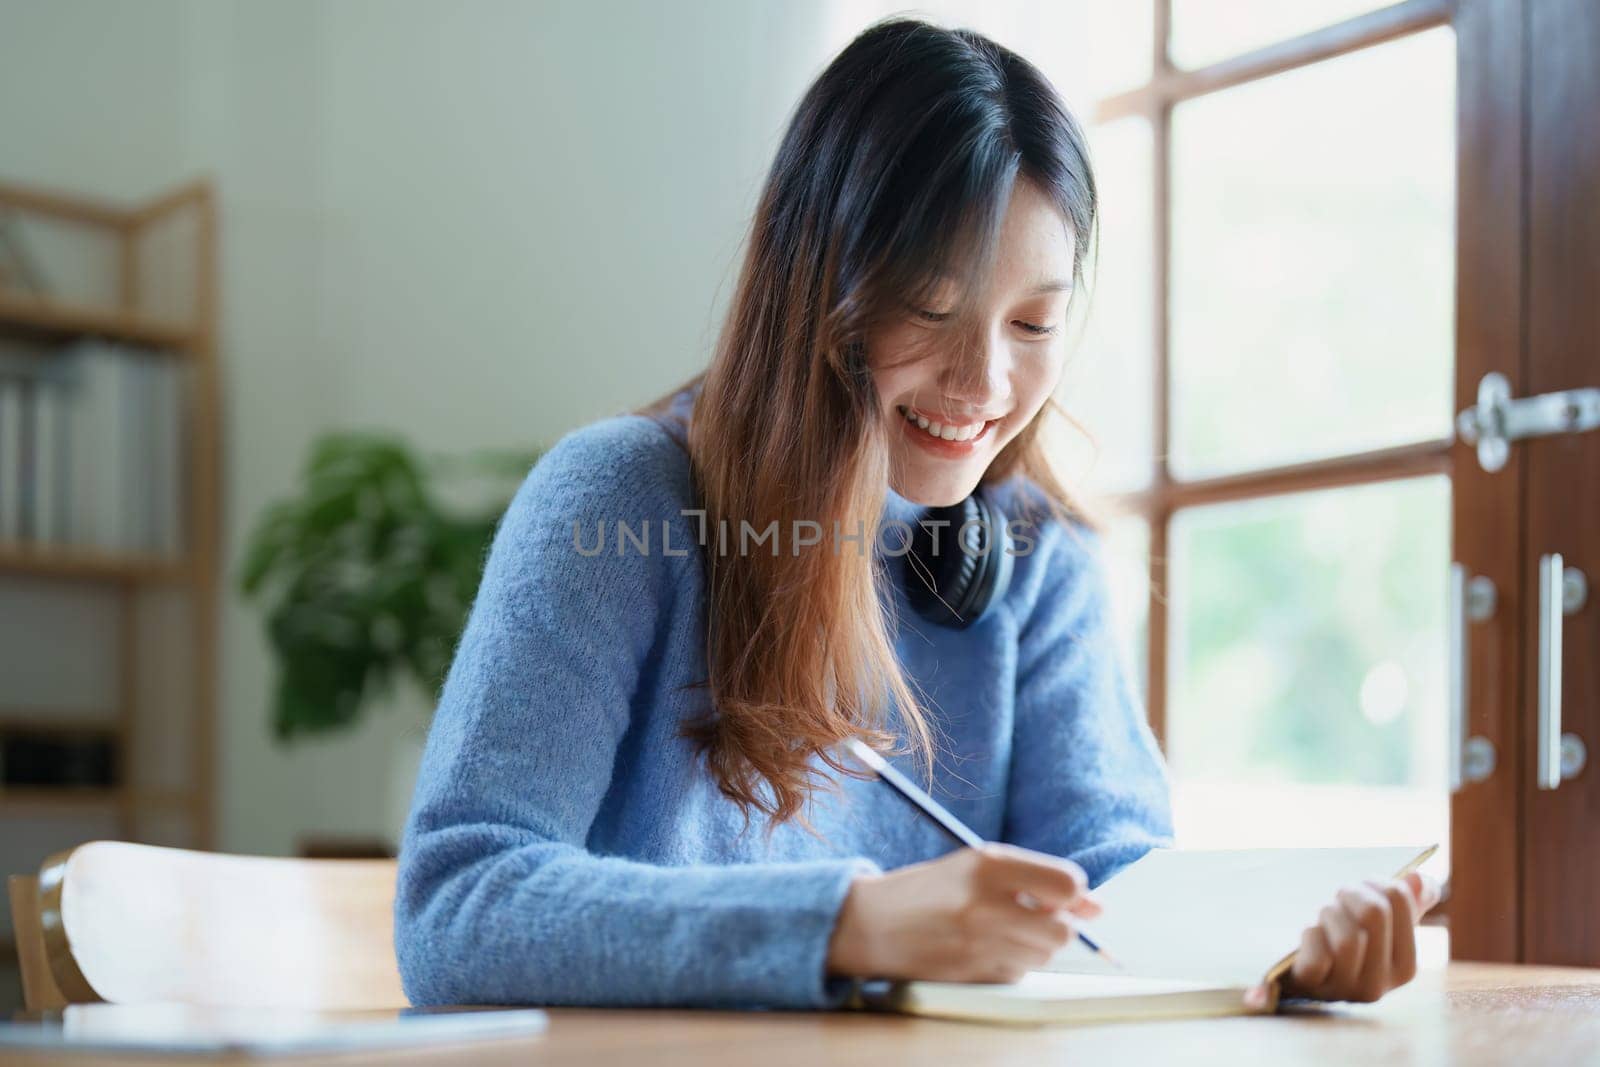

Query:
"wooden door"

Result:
[[1452, 0, 1600, 965], [1521, 0, 1600, 967], [1447, 0, 1525, 965]]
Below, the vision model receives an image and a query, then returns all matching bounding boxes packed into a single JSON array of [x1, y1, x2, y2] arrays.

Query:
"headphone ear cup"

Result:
[[957, 494, 1011, 625], [904, 493, 1010, 630], [904, 498, 975, 626]]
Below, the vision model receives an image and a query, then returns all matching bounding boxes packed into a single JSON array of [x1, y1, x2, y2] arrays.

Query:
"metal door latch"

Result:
[[1457, 372, 1600, 472]]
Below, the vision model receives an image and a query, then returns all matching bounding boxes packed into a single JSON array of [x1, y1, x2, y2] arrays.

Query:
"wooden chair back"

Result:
[[6, 840, 407, 1011]]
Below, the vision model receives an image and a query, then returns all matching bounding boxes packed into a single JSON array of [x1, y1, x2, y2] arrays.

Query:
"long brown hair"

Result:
[[643, 18, 1100, 832]]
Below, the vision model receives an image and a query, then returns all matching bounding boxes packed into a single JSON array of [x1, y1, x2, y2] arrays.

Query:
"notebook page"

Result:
[[1045, 845, 1434, 985]]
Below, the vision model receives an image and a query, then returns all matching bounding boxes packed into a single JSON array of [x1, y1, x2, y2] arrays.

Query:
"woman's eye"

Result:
[[913, 309, 1056, 335]]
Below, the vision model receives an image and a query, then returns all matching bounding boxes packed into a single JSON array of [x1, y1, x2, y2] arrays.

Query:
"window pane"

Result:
[[1169, 30, 1455, 478], [1166, 476, 1450, 867], [1064, 0, 1152, 101], [1171, 0, 1393, 69], [1050, 117, 1154, 494], [1008, 0, 1153, 104], [826, 2, 1152, 106], [1103, 514, 1150, 708]]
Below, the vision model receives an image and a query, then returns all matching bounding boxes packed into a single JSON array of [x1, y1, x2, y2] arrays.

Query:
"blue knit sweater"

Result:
[[394, 393, 1174, 1011]]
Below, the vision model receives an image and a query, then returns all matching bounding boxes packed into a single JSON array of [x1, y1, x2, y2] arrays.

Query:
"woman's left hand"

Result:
[[1244, 871, 1442, 1008]]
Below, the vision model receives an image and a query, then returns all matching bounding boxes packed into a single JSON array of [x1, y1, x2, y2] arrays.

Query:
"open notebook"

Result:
[[856, 844, 1437, 1025]]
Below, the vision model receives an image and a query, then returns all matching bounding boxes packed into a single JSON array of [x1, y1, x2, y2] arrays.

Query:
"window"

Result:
[[1052, 2, 1457, 871]]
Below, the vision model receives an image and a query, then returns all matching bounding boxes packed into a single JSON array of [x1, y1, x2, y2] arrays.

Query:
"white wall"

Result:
[[1, 0, 1118, 857], [0, 0, 863, 856]]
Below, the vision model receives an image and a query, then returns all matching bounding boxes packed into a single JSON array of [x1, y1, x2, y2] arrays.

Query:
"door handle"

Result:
[[1448, 564, 1497, 792], [1536, 553, 1589, 790]]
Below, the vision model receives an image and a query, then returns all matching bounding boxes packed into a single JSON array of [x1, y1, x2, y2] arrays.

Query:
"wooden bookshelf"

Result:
[[0, 176, 219, 859], [0, 290, 196, 350], [0, 786, 124, 812], [0, 543, 187, 583], [0, 786, 192, 814]]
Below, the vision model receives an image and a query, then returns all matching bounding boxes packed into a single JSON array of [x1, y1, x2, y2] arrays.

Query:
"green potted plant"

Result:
[[239, 433, 541, 742]]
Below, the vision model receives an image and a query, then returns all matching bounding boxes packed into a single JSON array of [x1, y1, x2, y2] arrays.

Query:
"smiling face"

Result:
[[866, 178, 1078, 507]]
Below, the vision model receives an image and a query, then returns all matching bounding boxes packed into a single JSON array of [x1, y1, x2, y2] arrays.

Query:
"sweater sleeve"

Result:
[[1000, 518, 1175, 888], [393, 420, 878, 1010]]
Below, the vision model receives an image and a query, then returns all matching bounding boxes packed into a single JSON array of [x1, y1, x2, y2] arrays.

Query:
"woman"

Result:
[[394, 17, 1437, 1011]]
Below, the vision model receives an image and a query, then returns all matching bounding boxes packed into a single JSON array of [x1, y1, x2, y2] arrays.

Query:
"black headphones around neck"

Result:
[[901, 491, 1013, 630]]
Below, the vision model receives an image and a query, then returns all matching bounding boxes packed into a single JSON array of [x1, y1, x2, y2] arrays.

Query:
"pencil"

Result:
[[843, 737, 1122, 970]]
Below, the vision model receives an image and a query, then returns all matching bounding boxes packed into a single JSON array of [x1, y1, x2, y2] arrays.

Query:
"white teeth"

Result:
[[901, 405, 987, 443]]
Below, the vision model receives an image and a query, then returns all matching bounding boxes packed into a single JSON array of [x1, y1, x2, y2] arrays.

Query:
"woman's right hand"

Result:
[[825, 843, 1100, 983]]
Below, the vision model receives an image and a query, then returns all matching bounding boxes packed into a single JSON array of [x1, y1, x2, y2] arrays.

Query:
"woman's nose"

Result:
[[939, 334, 1010, 413]]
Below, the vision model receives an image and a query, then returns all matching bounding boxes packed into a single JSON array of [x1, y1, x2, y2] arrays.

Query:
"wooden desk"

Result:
[[5, 962, 1599, 1067]]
